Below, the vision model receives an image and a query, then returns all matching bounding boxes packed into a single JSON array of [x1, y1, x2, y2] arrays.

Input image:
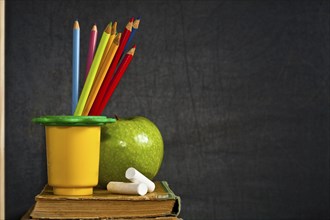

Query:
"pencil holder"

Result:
[[33, 116, 115, 196]]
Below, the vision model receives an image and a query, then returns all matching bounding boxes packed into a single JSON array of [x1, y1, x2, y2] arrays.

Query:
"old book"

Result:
[[29, 181, 181, 219], [23, 206, 182, 220], [22, 206, 182, 220]]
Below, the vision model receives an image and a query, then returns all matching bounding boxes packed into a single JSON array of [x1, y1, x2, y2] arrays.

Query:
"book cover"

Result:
[[23, 207, 182, 220], [29, 181, 181, 219]]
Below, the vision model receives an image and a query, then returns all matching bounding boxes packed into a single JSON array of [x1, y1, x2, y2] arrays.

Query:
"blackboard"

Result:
[[5, 1, 330, 219]]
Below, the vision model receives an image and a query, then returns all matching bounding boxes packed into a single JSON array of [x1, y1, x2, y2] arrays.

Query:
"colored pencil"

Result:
[[82, 33, 121, 115], [89, 18, 133, 115], [102, 22, 117, 64], [91, 22, 113, 98], [123, 17, 140, 54], [92, 45, 136, 115], [74, 23, 111, 116], [72, 20, 80, 115], [85, 24, 98, 80], [92, 22, 116, 88], [105, 22, 117, 57], [98, 22, 113, 71]]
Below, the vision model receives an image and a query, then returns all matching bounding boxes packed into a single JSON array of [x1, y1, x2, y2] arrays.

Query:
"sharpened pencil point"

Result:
[[133, 18, 140, 29], [73, 20, 80, 29], [92, 24, 97, 31], [129, 17, 134, 22], [104, 23, 112, 34], [114, 33, 121, 44], [127, 45, 136, 55], [111, 22, 117, 35]]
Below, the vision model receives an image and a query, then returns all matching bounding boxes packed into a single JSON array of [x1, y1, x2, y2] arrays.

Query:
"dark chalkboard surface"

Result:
[[5, 1, 329, 219]]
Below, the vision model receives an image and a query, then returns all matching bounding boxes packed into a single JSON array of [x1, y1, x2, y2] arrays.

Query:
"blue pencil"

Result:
[[72, 20, 80, 114], [123, 17, 140, 54]]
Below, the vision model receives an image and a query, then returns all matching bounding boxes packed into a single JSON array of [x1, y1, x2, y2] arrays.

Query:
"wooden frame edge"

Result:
[[0, 0, 5, 218]]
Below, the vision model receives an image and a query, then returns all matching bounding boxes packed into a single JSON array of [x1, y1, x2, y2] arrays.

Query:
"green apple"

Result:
[[98, 116, 164, 188]]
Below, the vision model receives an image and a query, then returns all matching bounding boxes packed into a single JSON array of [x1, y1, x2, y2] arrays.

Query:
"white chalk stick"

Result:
[[125, 167, 155, 192], [106, 182, 148, 196]]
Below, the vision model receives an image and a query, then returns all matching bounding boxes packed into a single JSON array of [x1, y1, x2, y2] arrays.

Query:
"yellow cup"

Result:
[[33, 116, 115, 196]]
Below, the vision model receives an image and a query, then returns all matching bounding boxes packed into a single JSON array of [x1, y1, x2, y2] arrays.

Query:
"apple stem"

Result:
[[114, 114, 119, 121]]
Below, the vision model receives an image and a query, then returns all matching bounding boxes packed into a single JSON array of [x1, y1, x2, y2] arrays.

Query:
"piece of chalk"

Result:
[[106, 181, 148, 196], [125, 167, 155, 192]]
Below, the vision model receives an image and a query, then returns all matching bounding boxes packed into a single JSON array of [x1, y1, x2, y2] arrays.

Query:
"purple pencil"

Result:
[[85, 24, 98, 81]]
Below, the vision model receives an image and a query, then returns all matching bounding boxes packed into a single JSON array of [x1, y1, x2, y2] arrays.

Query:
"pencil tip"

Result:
[[92, 24, 97, 31], [129, 17, 134, 22], [132, 44, 136, 48], [136, 16, 141, 20], [73, 20, 80, 29]]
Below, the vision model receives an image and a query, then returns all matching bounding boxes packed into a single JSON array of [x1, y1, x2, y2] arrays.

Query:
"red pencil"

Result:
[[89, 18, 134, 115], [89, 45, 136, 115]]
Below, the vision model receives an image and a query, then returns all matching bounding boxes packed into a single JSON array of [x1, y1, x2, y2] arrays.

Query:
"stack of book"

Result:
[[21, 181, 181, 220]]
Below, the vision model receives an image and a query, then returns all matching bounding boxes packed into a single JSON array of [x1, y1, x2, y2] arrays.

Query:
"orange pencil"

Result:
[[82, 33, 121, 115]]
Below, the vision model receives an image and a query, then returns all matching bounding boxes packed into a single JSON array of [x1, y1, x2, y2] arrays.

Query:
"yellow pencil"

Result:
[[99, 22, 115, 71], [82, 33, 121, 115], [95, 22, 116, 86], [74, 23, 111, 116]]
